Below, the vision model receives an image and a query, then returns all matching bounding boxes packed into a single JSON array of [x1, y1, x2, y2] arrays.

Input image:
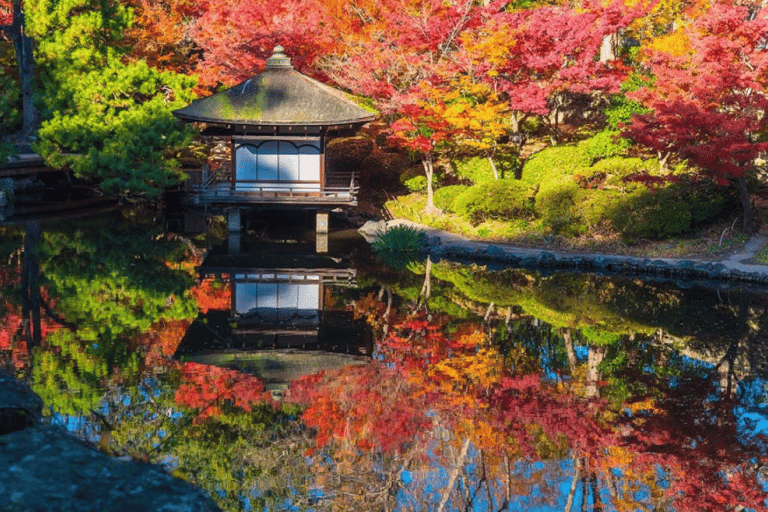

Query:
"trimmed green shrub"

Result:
[[521, 145, 592, 185], [433, 185, 469, 213], [453, 180, 535, 224], [453, 155, 521, 184], [686, 182, 734, 224], [608, 187, 692, 239], [578, 189, 623, 228], [404, 175, 427, 193], [535, 178, 584, 235], [583, 130, 631, 164], [453, 157, 496, 184]]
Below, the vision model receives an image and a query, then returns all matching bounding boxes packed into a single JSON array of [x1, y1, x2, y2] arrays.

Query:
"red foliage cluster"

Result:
[[624, 1, 768, 185], [188, 276, 231, 314], [478, 0, 646, 117], [289, 363, 435, 454], [174, 362, 269, 421], [0, 0, 11, 28]]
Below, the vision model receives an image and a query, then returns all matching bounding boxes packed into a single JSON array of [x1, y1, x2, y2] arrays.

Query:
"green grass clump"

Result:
[[371, 224, 426, 253], [370, 224, 427, 269]]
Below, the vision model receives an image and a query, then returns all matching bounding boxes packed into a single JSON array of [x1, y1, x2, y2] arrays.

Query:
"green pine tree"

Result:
[[25, 0, 198, 199]]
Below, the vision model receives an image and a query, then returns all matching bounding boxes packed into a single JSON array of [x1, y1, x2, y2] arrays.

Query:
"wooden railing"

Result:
[[191, 169, 359, 204]]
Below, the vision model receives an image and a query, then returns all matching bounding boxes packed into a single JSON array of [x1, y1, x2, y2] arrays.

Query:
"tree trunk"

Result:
[[436, 437, 470, 512], [586, 345, 606, 398], [11, 2, 40, 138], [22, 220, 41, 347], [738, 175, 751, 232], [562, 328, 577, 373], [488, 156, 498, 180], [421, 153, 437, 212], [418, 255, 432, 311], [599, 32, 619, 62]]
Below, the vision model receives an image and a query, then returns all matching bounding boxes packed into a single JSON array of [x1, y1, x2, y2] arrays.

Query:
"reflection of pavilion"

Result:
[[176, 238, 371, 397]]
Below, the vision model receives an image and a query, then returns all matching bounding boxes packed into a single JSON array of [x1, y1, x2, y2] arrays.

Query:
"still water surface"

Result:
[[2, 208, 768, 511]]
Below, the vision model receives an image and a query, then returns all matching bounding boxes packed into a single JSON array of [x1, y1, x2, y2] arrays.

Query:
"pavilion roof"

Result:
[[172, 47, 377, 128]]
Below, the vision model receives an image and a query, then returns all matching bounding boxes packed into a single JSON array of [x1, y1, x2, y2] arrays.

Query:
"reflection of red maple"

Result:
[[290, 364, 436, 454], [615, 379, 768, 512], [189, 276, 231, 314], [288, 306, 768, 511], [174, 362, 268, 421], [0, 0, 10, 27], [140, 319, 192, 369], [0, 267, 62, 372]]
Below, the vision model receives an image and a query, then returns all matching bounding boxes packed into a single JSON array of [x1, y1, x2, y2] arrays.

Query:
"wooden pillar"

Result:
[[228, 208, 241, 254], [316, 210, 329, 253]]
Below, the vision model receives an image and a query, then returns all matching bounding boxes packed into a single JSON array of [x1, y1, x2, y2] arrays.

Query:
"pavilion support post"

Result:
[[228, 208, 241, 254], [316, 210, 329, 253]]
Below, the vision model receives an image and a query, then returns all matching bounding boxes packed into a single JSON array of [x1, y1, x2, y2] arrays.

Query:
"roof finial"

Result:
[[266, 45, 292, 68]]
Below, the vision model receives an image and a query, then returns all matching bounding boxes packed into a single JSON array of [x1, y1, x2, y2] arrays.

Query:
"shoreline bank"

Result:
[[363, 219, 768, 286]]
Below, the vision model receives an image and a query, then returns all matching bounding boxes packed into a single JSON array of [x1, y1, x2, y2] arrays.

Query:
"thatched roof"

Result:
[[173, 47, 377, 127]]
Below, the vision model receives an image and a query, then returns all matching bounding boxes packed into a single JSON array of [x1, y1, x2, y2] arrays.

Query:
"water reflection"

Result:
[[177, 238, 372, 398], [1, 210, 767, 511]]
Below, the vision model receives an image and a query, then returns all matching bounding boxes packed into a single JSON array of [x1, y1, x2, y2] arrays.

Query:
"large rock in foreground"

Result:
[[0, 371, 221, 511]]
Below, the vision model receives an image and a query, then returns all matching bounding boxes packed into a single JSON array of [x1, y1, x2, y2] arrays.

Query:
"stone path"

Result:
[[375, 220, 768, 284]]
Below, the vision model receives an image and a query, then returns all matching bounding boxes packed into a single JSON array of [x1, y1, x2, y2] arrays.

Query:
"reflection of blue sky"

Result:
[[395, 445, 628, 512], [389, 374, 768, 512], [736, 378, 768, 450]]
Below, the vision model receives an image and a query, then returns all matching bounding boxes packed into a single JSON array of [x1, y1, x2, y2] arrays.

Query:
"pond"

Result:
[[1, 207, 768, 512]]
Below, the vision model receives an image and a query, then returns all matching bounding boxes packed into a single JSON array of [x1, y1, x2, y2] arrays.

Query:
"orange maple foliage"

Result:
[[123, 0, 203, 78], [140, 318, 191, 369], [188, 275, 231, 314]]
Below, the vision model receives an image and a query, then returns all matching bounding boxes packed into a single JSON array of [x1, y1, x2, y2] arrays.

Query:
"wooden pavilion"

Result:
[[173, 46, 376, 210]]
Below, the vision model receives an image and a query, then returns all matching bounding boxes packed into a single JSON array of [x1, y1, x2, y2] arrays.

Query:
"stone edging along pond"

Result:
[[429, 239, 768, 284], [363, 220, 768, 286]]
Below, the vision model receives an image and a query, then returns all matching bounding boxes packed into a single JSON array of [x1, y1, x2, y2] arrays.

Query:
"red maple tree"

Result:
[[623, 0, 768, 231]]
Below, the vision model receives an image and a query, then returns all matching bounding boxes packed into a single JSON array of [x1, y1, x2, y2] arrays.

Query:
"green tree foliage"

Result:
[[0, 72, 19, 161], [32, 329, 129, 417], [25, 0, 197, 198], [38, 215, 198, 343]]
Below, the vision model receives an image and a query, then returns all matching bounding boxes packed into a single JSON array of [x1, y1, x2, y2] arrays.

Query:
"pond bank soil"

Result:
[[360, 220, 768, 285], [0, 371, 221, 511]]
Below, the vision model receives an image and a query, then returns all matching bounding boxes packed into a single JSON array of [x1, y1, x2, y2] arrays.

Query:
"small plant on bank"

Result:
[[371, 224, 427, 253], [371, 224, 427, 269]]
